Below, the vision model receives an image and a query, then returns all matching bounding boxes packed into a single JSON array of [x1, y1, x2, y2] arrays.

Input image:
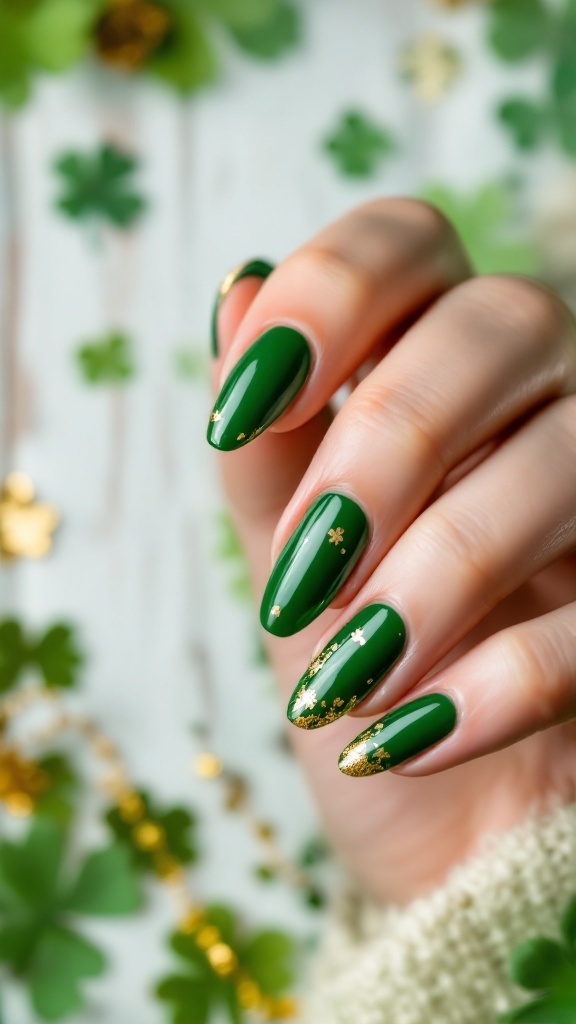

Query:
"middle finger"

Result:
[[261, 276, 576, 637]]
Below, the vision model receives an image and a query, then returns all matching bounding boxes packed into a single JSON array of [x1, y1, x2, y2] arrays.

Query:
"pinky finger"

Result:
[[338, 599, 576, 777]]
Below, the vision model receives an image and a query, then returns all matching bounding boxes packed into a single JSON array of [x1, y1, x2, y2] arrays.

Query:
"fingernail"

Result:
[[287, 604, 406, 729], [211, 258, 274, 357], [260, 492, 369, 637], [338, 694, 456, 778], [207, 325, 311, 451]]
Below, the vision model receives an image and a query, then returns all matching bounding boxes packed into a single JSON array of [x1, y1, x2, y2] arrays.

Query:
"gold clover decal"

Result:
[[328, 527, 344, 545], [0, 473, 59, 561]]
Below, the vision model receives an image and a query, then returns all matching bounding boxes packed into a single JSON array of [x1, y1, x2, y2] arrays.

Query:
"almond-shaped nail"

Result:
[[211, 258, 274, 357], [287, 604, 406, 729], [207, 325, 311, 451], [338, 694, 456, 777], [260, 492, 369, 637]]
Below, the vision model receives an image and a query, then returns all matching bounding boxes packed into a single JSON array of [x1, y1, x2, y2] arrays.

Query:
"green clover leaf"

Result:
[[156, 904, 296, 1024], [499, 896, 576, 1023], [487, 0, 551, 62], [0, 0, 98, 110], [76, 331, 135, 385], [0, 617, 83, 694], [54, 143, 146, 228], [419, 181, 540, 276], [498, 98, 548, 149], [105, 789, 199, 873], [31, 624, 84, 688], [322, 110, 396, 178], [34, 753, 79, 824], [147, 1, 217, 93], [228, 1, 301, 60], [0, 819, 143, 1021], [488, 0, 576, 156]]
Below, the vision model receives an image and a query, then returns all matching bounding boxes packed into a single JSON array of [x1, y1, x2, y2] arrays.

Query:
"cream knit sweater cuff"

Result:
[[300, 803, 576, 1024]]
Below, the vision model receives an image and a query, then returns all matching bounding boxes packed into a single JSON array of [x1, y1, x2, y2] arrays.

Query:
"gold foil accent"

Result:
[[351, 628, 366, 646], [271, 605, 281, 618], [210, 410, 223, 423], [328, 527, 345, 545]]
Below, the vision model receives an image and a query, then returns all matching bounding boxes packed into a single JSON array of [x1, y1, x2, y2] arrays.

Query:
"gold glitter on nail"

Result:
[[351, 628, 366, 646], [340, 548, 346, 554], [328, 527, 345, 545], [271, 605, 281, 618], [248, 427, 263, 441], [210, 410, 223, 423], [292, 685, 318, 714], [237, 433, 246, 441]]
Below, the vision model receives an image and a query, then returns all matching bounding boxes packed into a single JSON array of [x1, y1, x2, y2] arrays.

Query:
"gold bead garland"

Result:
[[0, 688, 298, 1021]]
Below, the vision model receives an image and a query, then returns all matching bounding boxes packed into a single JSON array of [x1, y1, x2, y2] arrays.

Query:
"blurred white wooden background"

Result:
[[0, 0, 555, 1019]]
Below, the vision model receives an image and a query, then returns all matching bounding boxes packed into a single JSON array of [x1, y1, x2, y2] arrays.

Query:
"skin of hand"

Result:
[[210, 198, 576, 906]]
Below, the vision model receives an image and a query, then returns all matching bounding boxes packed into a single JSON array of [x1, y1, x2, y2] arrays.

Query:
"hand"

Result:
[[209, 199, 576, 905]]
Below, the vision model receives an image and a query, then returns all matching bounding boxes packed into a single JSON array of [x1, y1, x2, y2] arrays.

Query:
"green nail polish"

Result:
[[338, 694, 456, 778], [287, 604, 406, 729], [207, 325, 311, 451], [211, 258, 274, 357], [260, 493, 369, 637]]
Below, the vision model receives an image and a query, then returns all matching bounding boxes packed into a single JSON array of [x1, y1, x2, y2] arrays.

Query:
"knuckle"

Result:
[[292, 245, 377, 309], [500, 621, 576, 725], [345, 379, 449, 476], [418, 502, 497, 594], [453, 275, 570, 347]]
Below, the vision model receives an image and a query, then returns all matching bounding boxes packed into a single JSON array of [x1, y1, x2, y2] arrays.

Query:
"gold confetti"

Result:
[[0, 472, 59, 561], [271, 605, 281, 618], [210, 410, 223, 423], [328, 527, 345, 545], [194, 751, 223, 779], [400, 34, 462, 103], [351, 628, 366, 646], [236, 433, 246, 440]]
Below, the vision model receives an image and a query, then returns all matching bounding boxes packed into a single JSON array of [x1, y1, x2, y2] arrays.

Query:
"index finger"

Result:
[[207, 197, 471, 452]]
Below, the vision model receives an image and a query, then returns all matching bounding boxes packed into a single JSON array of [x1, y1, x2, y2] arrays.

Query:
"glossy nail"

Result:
[[287, 604, 406, 729], [338, 694, 456, 778], [260, 492, 369, 637], [207, 325, 311, 451], [211, 258, 274, 357]]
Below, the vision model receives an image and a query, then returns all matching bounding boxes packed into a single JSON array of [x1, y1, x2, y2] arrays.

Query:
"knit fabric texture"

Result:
[[300, 802, 576, 1024]]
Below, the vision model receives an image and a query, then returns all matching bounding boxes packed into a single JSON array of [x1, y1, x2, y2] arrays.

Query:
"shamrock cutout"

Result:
[[76, 331, 135, 385], [156, 904, 296, 1024], [499, 895, 576, 1022], [229, 1, 300, 59], [0, 0, 98, 109], [106, 788, 199, 875], [0, 617, 83, 695], [487, 0, 576, 156], [54, 143, 146, 228], [0, 818, 143, 1021], [322, 110, 396, 177], [419, 181, 540, 276]]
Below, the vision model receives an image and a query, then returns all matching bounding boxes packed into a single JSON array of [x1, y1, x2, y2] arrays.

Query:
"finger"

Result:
[[260, 276, 576, 636], [207, 197, 470, 451], [339, 597, 576, 778], [285, 395, 576, 730]]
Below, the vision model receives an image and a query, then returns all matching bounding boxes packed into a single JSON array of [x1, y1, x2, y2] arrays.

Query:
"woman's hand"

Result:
[[209, 198, 576, 905]]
